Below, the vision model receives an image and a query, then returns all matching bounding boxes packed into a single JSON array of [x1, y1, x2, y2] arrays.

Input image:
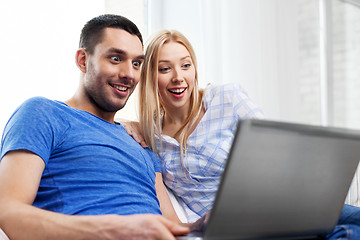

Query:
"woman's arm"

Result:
[[155, 172, 183, 223], [155, 174, 210, 233]]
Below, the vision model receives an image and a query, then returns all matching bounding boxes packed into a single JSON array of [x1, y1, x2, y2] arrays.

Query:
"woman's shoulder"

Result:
[[202, 83, 265, 119], [203, 83, 246, 104], [204, 82, 245, 94]]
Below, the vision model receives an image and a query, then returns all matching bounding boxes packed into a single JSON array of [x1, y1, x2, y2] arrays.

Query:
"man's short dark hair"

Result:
[[79, 14, 143, 54]]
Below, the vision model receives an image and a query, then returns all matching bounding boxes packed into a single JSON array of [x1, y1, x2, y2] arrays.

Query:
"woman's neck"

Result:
[[162, 105, 205, 140], [162, 109, 189, 138]]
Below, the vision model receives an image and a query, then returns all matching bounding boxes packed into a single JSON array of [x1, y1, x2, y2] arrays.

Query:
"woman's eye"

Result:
[[183, 63, 191, 68], [159, 67, 170, 72]]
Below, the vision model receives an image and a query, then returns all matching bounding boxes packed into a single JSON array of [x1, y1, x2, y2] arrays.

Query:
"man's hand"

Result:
[[101, 214, 189, 239]]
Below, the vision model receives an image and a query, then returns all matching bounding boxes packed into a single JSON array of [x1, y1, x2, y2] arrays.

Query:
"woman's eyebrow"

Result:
[[158, 56, 191, 63]]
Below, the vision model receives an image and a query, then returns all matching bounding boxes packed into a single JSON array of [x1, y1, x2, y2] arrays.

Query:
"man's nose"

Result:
[[119, 61, 135, 80]]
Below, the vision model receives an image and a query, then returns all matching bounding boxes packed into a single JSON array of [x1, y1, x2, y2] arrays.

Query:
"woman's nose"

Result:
[[172, 68, 184, 82]]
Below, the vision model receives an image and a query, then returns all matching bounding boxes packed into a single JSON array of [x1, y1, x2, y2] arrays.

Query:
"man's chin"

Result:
[[113, 100, 129, 112]]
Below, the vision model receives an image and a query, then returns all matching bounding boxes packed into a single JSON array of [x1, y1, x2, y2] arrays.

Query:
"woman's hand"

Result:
[[120, 120, 148, 148], [188, 211, 210, 233]]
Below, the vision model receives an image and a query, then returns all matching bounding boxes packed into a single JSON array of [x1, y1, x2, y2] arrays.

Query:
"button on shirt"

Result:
[[158, 83, 265, 222]]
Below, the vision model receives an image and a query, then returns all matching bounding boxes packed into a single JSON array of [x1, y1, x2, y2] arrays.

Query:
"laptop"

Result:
[[177, 119, 360, 240]]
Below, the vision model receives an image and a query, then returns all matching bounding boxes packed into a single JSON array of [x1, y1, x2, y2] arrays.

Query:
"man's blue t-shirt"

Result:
[[0, 97, 162, 216]]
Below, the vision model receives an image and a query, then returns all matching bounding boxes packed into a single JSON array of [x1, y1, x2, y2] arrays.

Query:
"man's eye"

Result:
[[111, 56, 120, 62], [133, 61, 142, 67]]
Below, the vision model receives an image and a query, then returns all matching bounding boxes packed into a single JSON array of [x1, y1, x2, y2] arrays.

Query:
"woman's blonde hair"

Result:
[[139, 30, 204, 160]]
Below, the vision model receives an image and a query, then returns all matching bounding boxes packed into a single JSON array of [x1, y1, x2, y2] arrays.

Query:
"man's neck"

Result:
[[65, 97, 116, 124]]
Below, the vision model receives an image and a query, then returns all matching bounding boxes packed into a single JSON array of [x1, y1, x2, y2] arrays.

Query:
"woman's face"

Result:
[[157, 41, 196, 113]]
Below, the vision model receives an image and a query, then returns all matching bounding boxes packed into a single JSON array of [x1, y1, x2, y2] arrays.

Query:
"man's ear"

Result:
[[75, 48, 88, 73]]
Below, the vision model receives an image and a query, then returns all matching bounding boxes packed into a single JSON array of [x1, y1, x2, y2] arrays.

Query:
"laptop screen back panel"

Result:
[[205, 120, 360, 240]]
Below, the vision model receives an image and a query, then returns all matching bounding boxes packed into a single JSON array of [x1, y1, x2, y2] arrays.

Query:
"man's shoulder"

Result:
[[11, 97, 70, 126], [22, 96, 59, 107], [18, 97, 54, 112], [19, 97, 67, 114]]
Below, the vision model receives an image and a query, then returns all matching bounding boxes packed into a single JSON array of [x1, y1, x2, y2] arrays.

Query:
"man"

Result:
[[0, 14, 188, 239]]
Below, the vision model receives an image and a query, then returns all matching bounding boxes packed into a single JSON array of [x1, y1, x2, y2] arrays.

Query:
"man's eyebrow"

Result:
[[107, 48, 144, 60], [136, 55, 145, 60], [107, 48, 126, 55]]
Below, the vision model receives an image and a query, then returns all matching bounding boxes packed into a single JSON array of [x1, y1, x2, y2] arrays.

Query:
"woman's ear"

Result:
[[75, 48, 87, 73]]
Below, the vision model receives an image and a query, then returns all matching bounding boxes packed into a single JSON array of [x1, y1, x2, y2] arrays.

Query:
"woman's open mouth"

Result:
[[168, 87, 186, 95]]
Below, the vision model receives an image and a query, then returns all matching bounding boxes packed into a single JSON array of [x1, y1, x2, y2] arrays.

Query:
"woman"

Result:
[[124, 29, 360, 239], [138, 29, 264, 222]]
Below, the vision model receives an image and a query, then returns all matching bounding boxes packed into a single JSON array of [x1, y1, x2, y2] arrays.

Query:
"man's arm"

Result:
[[0, 150, 189, 240]]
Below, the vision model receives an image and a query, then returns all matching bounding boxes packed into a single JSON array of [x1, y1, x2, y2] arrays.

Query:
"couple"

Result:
[[0, 14, 358, 240]]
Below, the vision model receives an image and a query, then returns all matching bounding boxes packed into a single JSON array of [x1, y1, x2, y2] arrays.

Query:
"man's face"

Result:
[[83, 28, 144, 113]]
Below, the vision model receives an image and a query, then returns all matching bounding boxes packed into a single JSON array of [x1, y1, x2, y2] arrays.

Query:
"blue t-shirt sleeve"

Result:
[[144, 148, 162, 173], [0, 97, 69, 164]]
